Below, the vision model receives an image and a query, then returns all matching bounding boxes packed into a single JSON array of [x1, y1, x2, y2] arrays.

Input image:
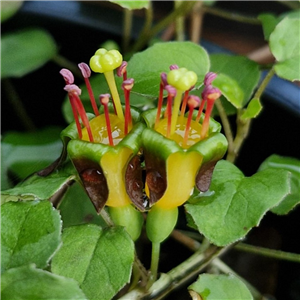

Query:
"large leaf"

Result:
[[185, 160, 291, 246], [1, 1, 23, 22], [269, 16, 300, 81], [1, 28, 57, 78], [51, 224, 135, 300], [189, 273, 253, 300], [1, 162, 76, 205], [109, 0, 149, 9], [1, 127, 63, 189], [128, 41, 210, 99], [1, 200, 61, 272], [1, 265, 86, 300], [210, 54, 261, 107], [259, 155, 300, 215]]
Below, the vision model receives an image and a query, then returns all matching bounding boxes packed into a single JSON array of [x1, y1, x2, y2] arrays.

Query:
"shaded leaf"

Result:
[[258, 13, 281, 41], [269, 17, 300, 81], [1, 162, 76, 204], [1, 28, 57, 78], [109, 0, 149, 9], [1, 1, 23, 22], [189, 273, 253, 300], [1, 200, 61, 272], [240, 98, 263, 120], [210, 54, 260, 107], [1, 265, 86, 300], [51, 224, 135, 300], [259, 154, 300, 215], [185, 160, 291, 246]]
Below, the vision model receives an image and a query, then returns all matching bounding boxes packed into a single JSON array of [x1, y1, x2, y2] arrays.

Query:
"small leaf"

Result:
[[240, 98, 263, 120], [1, 200, 62, 272], [269, 17, 300, 81], [1, 1, 23, 23], [258, 13, 281, 41], [1, 28, 57, 78], [51, 224, 135, 300], [185, 160, 291, 246], [1, 162, 75, 205], [259, 154, 300, 215], [1, 265, 87, 300], [109, 0, 149, 9], [210, 54, 261, 107], [189, 273, 253, 300]]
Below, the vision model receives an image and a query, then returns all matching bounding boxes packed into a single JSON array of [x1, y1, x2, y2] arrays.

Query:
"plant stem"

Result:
[[235, 243, 300, 263], [148, 242, 161, 287], [174, 1, 185, 41], [2, 79, 36, 131], [100, 208, 114, 226], [130, 1, 195, 53], [190, 1, 204, 44], [214, 99, 234, 157], [226, 67, 276, 163], [52, 54, 82, 78], [123, 8, 133, 53], [203, 6, 261, 25]]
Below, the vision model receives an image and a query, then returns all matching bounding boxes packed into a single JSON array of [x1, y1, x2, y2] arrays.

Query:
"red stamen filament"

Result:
[[122, 78, 134, 135], [166, 92, 173, 138], [72, 92, 94, 142], [100, 94, 114, 146], [196, 100, 206, 123], [85, 77, 99, 116], [201, 99, 214, 139], [69, 95, 82, 139], [180, 90, 190, 117], [155, 81, 165, 128], [183, 96, 200, 146]]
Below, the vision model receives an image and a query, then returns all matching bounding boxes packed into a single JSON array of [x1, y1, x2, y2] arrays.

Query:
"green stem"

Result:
[[203, 6, 261, 25], [2, 79, 36, 131], [52, 54, 82, 78], [148, 242, 161, 287], [175, 1, 185, 41], [100, 208, 114, 226], [226, 67, 276, 163], [130, 1, 195, 53], [123, 8, 133, 53], [235, 243, 300, 263]]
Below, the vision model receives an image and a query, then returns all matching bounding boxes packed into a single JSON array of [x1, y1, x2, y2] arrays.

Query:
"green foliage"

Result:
[[51, 224, 135, 300], [109, 0, 149, 10], [269, 16, 300, 81], [189, 273, 253, 300], [1, 265, 87, 300], [1, 1, 23, 22], [1, 28, 57, 78], [240, 98, 263, 121], [259, 155, 300, 215], [185, 160, 291, 246], [1, 200, 61, 272]]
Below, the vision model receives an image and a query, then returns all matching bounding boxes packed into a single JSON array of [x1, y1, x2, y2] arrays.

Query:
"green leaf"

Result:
[[109, 0, 149, 9], [1, 127, 63, 188], [1, 28, 57, 78], [1, 162, 75, 204], [240, 98, 263, 120], [1, 265, 86, 300], [189, 273, 253, 300], [128, 41, 210, 99], [1, 1, 23, 23], [210, 54, 261, 107], [185, 160, 291, 246], [51, 224, 135, 300], [269, 17, 300, 81], [1, 200, 61, 272], [259, 154, 300, 215], [59, 182, 107, 228], [258, 13, 281, 41]]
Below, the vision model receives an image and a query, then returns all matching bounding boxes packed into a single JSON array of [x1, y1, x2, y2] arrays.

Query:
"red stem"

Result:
[[180, 90, 190, 117], [124, 89, 132, 135], [196, 100, 205, 123], [84, 78, 99, 116], [166, 93, 173, 138], [103, 103, 114, 146], [155, 82, 164, 128], [201, 100, 214, 139], [69, 95, 82, 139], [183, 107, 194, 146]]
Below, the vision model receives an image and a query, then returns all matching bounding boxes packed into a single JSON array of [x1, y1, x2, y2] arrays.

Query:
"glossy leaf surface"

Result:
[[1, 28, 57, 78], [186, 160, 291, 246], [1, 201, 61, 272], [51, 224, 134, 300], [189, 273, 253, 300], [1, 265, 86, 300], [259, 154, 300, 215]]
